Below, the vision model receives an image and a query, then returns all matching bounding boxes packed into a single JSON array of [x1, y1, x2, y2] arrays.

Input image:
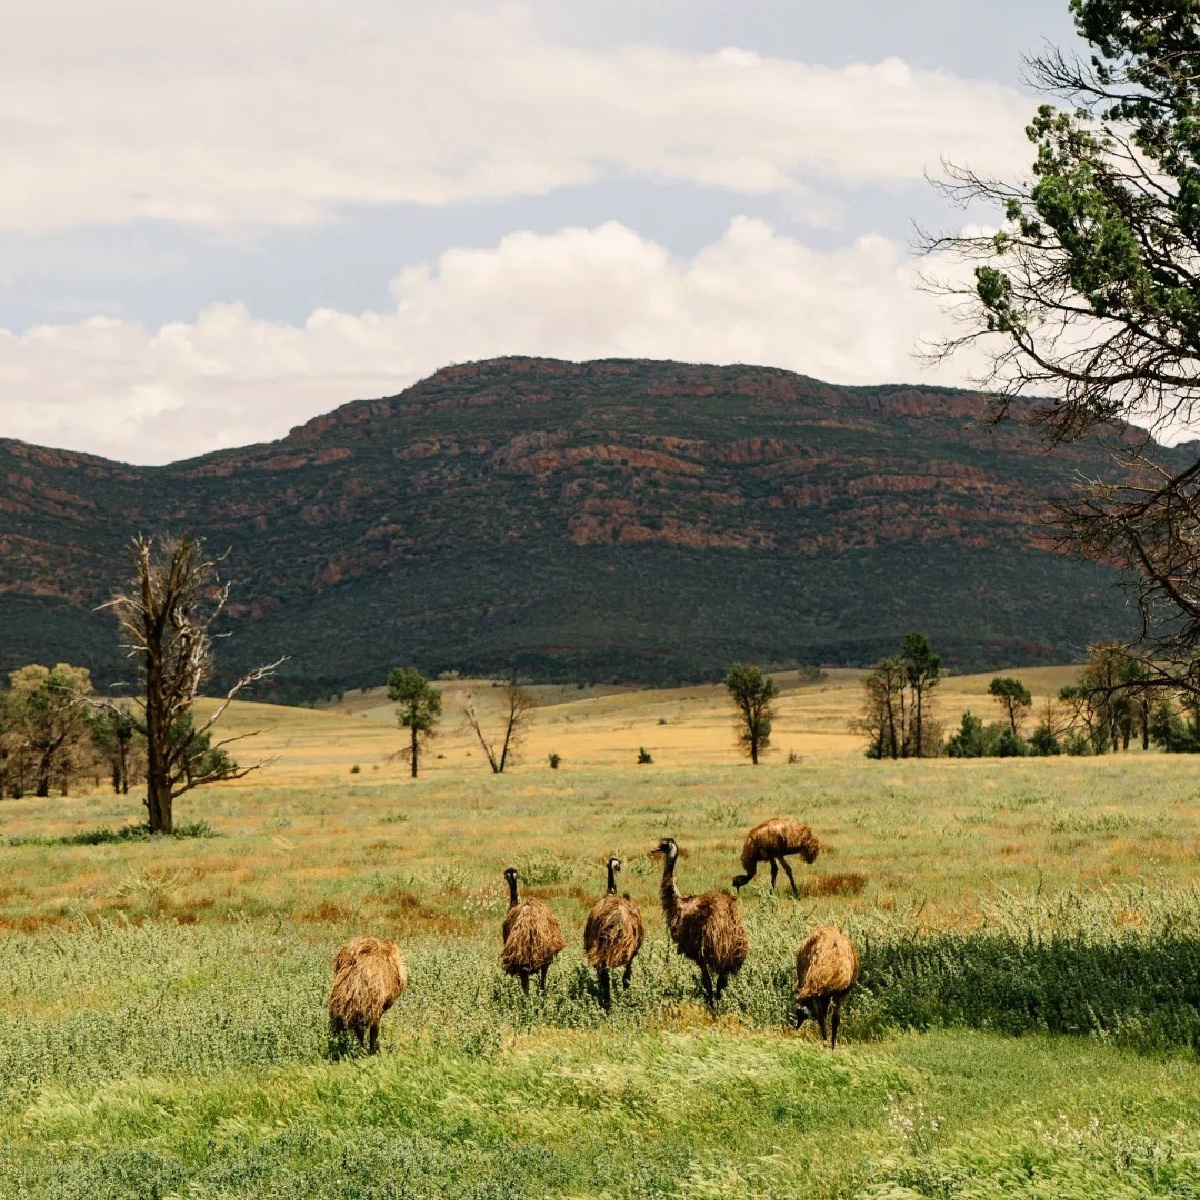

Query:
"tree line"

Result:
[[854, 633, 1200, 759]]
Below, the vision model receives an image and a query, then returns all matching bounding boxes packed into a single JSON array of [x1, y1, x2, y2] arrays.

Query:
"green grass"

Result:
[[2, 904, 1200, 1197], [3, 757, 1200, 1195]]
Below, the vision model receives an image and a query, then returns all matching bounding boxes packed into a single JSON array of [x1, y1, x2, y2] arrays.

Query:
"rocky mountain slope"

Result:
[[0, 357, 1163, 698]]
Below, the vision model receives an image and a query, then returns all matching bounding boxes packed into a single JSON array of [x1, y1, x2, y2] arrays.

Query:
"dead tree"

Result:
[[463, 682, 535, 773], [103, 533, 284, 834]]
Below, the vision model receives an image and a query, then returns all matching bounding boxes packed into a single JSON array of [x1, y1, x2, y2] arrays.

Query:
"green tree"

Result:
[[387, 667, 442, 778], [856, 656, 906, 759], [88, 706, 146, 795], [928, 0, 1200, 688], [988, 676, 1033, 737], [900, 633, 941, 757], [723, 663, 778, 764], [8, 663, 94, 797]]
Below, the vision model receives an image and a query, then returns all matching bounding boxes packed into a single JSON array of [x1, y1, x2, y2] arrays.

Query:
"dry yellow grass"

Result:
[[201, 665, 1080, 783], [3, 663, 1190, 934]]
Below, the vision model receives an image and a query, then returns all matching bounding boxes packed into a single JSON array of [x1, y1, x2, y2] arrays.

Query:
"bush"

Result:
[[997, 727, 1025, 758], [637, 747, 653, 764], [945, 711, 1001, 758], [1028, 721, 1062, 756], [1149, 698, 1200, 753], [547, 753, 561, 770]]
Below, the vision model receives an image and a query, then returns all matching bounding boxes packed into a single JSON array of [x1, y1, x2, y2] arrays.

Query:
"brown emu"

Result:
[[655, 837, 749, 1007], [794, 926, 859, 1049], [501, 866, 565, 993], [732, 817, 820, 897], [328, 935, 408, 1054], [583, 856, 645, 1009]]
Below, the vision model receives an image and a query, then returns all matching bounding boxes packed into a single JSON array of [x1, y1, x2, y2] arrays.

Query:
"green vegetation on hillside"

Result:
[[0, 360, 1164, 699]]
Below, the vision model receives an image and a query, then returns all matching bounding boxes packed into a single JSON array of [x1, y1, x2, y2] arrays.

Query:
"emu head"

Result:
[[652, 837, 679, 866], [608, 856, 621, 874], [503, 866, 518, 885], [795, 1000, 815, 1029], [732, 871, 751, 892]]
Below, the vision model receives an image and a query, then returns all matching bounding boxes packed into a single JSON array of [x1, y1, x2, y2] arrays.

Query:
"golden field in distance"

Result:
[[0, 663, 1194, 934]]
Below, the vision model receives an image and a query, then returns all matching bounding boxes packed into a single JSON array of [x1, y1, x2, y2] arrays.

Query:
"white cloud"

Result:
[[0, 1, 1033, 232], [0, 218, 986, 463]]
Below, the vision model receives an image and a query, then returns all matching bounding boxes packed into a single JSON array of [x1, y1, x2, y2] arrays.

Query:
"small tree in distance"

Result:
[[463, 681, 535, 773], [724, 663, 778, 765], [988, 676, 1033, 737], [900, 634, 941, 757], [387, 667, 441, 778]]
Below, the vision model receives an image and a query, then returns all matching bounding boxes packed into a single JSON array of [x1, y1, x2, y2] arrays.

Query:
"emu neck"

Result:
[[506, 876, 519, 908], [660, 856, 680, 924], [606, 863, 617, 894]]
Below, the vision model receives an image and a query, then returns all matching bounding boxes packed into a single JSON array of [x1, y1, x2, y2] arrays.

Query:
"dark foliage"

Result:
[[0, 358, 1162, 699], [861, 931, 1200, 1055]]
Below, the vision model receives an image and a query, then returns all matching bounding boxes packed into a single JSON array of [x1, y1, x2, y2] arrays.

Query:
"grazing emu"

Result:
[[501, 866, 565, 993], [655, 837, 749, 1007], [328, 935, 408, 1054], [583, 856, 645, 1009], [732, 817, 820, 897], [794, 926, 859, 1049]]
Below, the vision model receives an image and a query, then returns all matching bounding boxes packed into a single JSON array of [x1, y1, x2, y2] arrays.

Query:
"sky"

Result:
[[0, 0, 1083, 463]]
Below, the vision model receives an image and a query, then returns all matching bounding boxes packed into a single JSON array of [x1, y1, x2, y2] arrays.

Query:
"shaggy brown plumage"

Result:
[[501, 866, 565, 993], [794, 926, 860, 1049], [328, 935, 407, 1054], [583, 856, 645, 1008], [655, 837, 749, 1007], [732, 817, 820, 896]]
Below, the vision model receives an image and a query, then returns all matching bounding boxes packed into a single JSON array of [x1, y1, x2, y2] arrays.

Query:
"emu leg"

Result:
[[598, 966, 611, 1010], [538, 965, 549, 992], [780, 857, 799, 898], [716, 971, 729, 1003], [769, 859, 779, 889], [353, 1026, 365, 1048], [699, 962, 715, 1007], [368, 1023, 379, 1055], [622, 961, 634, 990], [830, 998, 842, 1050], [519, 970, 530, 994], [816, 996, 830, 1044]]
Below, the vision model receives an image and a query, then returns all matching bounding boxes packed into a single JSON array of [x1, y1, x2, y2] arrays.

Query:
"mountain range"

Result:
[[0, 356, 1166, 700]]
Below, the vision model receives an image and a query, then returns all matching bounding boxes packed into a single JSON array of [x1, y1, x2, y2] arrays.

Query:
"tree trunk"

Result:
[[914, 686, 924, 759], [885, 692, 898, 760], [410, 724, 419, 778], [144, 649, 172, 834], [36, 751, 52, 798], [1141, 698, 1150, 750], [750, 727, 759, 765]]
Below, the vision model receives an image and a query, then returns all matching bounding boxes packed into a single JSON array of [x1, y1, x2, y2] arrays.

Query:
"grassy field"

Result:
[[1, 670, 1199, 1197]]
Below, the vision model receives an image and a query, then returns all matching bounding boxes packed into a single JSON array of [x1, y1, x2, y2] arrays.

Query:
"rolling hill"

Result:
[[0, 357, 1168, 699]]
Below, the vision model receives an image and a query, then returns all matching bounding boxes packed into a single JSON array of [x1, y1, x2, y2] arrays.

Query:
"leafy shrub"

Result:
[[637, 747, 653, 764], [547, 753, 561, 769]]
